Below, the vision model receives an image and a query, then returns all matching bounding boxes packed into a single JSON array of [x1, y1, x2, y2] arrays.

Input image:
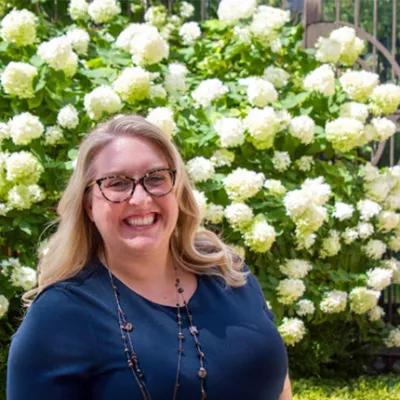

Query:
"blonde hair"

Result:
[[24, 115, 245, 303]]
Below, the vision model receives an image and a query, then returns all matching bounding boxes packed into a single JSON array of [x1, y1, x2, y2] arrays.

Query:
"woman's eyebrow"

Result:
[[102, 166, 169, 176]]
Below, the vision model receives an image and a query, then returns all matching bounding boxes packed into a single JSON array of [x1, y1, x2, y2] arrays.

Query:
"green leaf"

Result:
[[281, 92, 309, 109], [27, 92, 44, 109]]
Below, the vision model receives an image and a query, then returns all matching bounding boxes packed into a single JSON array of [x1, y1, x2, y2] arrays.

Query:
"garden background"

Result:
[[0, 0, 400, 398]]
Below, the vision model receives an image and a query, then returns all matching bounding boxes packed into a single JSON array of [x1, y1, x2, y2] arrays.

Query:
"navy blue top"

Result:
[[7, 259, 288, 400]]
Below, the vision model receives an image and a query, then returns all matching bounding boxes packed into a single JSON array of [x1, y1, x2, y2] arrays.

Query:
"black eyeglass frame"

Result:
[[86, 168, 176, 203]]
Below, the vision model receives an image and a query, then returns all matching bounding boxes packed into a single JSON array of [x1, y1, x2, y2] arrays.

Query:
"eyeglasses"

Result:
[[87, 168, 176, 203]]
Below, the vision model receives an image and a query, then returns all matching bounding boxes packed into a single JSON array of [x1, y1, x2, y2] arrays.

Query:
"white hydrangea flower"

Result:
[[68, 0, 89, 21], [204, 203, 224, 224], [233, 26, 251, 44], [342, 227, 359, 244], [333, 202, 354, 221], [8, 183, 45, 210], [264, 179, 286, 196], [10, 265, 37, 290], [1, 62, 37, 99], [243, 107, 279, 149], [217, 0, 257, 24], [66, 28, 90, 55], [363, 239, 387, 260], [244, 219, 276, 253], [144, 107, 176, 139], [44, 125, 64, 146], [276, 278, 305, 305], [357, 199, 382, 221], [320, 290, 348, 313], [193, 189, 207, 215], [296, 299, 315, 317], [369, 83, 400, 115], [149, 84, 167, 101], [295, 156, 314, 172], [364, 176, 391, 204], [223, 168, 264, 202], [88, 0, 120, 23], [57, 104, 79, 129], [367, 267, 393, 291], [37, 36, 78, 77], [263, 66, 290, 88], [179, 22, 201, 45], [377, 210, 400, 232], [389, 234, 400, 252], [115, 23, 146, 51], [384, 328, 400, 347], [0, 123, 10, 142], [5, 152, 43, 184], [271, 38, 282, 53], [381, 258, 400, 284], [276, 110, 292, 131], [130, 25, 169, 66], [8, 112, 44, 145], [180, 1, 195, 19], [329, 27, 364, 66], [0, 295, 9, 318], [339, 102, 369, 123], [360, 162, 380, 182], [369, 305, 385, 322], [357, 222, 374, 239], [241, 77, 278, 108], [210, 149, 235, 167], [224, 203, 254, 231], [165, 63, 188, 94], [325, 117, 364, 152], [144, 6, 167, 28], [320, 230, 341, 258], [289, 116, 315, 145], [301, 176, 332, 205], [228, 244, 246, 260], [0, 203, 10, 216], [339, 70, 379, 102], [349, 287, 380, 314], [272, 151, 291, 172], [84, 86, 121, 121], [303, 64, 335, 96], [0, 9, 37, 46], [214, 117, 245, 148], [113, 67, 151, 104], [369, 117, 396, 142], [278, 317, 306, 347], [315, 37, 341, 63], [186, 157, 215, 183], [279, 259, 313, 279], [192, 79, 229, 108]]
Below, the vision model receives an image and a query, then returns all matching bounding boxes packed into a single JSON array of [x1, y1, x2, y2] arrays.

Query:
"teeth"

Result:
[[126, 215, 155, 227]]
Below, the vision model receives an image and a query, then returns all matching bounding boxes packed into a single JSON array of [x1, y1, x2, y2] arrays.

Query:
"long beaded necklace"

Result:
[[105, 261, 207, 400]]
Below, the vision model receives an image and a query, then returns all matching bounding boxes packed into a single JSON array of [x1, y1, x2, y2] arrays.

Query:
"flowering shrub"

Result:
[[0, 0, 400, 377]]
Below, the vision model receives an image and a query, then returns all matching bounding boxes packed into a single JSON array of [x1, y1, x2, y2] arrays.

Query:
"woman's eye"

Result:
[[147, 175, 165, 184], [107, 179, 130, 189]]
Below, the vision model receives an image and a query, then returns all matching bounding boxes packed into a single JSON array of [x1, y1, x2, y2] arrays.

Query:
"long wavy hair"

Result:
[[24, 115, 245, 304]]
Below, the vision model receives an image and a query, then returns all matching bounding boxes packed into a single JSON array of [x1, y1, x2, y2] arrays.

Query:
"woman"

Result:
[[7, 115, 291, 400]]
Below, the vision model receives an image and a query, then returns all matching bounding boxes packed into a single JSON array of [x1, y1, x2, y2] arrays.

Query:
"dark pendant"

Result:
[[189, 326, 199, 336], [121, 322, 133, 332], [198, 351, 204, 359], [178, 287, 184, 294], [198, 367, 207, 379], [201, 390, 207, 399]]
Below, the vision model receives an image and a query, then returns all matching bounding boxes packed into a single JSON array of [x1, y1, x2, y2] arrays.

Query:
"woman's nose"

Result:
[[127, 182, 151, 206]]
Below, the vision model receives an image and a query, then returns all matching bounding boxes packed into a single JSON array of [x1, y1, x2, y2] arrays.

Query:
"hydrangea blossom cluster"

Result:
[[244, 220, 276, 253], [84, 86, 122, 120], [363, 239, 387, 260], [57, 105, 79, 129], [0, 295, 9, 318], [320, 230, 341, 258], [210, 149, 235, 167], [213, 117, 245, 148], [179, 22, 201, 45], [37, 36, 78, 77], [146, 107, 177, 139], [357, 222, 374, 239], [349, 287, 380, 314], [180, 1, 195, 19], [339, 102, 369, 123], [295, 156, 314, 172], [186, 157, 215, 183], [289, 116, 315, 145], [5, 151, 44, 184], [384, 328, 400, 348], [223, 168, 264, 202], [1, 257, 37, 290], [342, 227, 359, 244], [339, 70, 379, 102], [303, 64, 335, 97], [44, 126, 64, 146], [217, 0, 257, 24], [369, 83, 400, 115], [264, 179, 286, 196], [8, 112, 44, 145], [88, 0, 120, 23], [243, 107, 280, 149], [240, 77, 278, 108], [0, 9, 37, 46], [204, 204, 224, 224], [68, 0, 89, 21], [66, 28, 90, 55], [113, 67, 151, 104], [279, 259, 313, 279], [224, 203, 254, 232], [369, 306, 385, 322], [192, 79, 229, 108], [296, 299, 315, 317], [144, 6, 167, 28], [276, 278, 306, 304], [263, 66, 290, 88], [357, 199, 382, 221], [366, 267, 393, 291], [272, 151, 291, 172], [377, 210, 400, 232], [320, 290, 348, 313], [1, 62, 38, 99], [325, 117, 364, 152], [278, 318, 306, 346], [381, 258, 400, 284], [165, 63, 188, 94], [149, 84, 167, 101], [192, 189, 207, 215], [333, 202, 354, 221]]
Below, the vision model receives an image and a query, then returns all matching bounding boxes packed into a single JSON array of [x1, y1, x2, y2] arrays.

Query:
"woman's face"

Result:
[[86, 136, 179, 259]]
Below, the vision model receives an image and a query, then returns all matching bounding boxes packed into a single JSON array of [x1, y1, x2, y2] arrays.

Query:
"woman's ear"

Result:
[[83, 198, 94, 222]]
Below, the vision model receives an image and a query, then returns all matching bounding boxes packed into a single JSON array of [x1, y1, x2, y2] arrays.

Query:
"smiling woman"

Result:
[[7, 115, 290, 400]]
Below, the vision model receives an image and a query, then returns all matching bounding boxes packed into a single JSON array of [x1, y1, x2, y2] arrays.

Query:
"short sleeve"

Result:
[[7, 286, 97, 400], [243, 264, 276, 321]]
